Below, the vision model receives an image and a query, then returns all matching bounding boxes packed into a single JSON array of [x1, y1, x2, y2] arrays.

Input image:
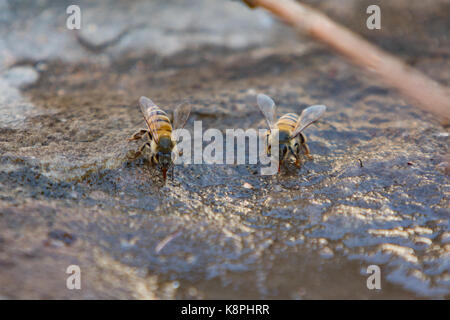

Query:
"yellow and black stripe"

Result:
[[145, 106, 173, 142], [276, 113, 298, 134]]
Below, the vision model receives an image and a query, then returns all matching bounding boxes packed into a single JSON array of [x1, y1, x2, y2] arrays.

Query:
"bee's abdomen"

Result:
[[276, 113, 298, 133], [149, 106, 172, 137]]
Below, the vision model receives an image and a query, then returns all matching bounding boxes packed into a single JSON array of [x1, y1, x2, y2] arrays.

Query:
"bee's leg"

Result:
[[302, 143, 313, 160], [171, 166, 174, 181], [294, 142, 301, 155], [151, 154, 158, 165], [172, 144, 184, 158], [266, 134, 271, 157], [129, 142, 151, 160], [128, 129, 150, 142], [289, 146, 301, 168], [299, 133, 313, 160]]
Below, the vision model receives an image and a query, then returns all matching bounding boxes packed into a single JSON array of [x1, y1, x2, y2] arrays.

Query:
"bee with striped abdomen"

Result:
[[257, 93, 326, 172], [128, 96, 191, 181]]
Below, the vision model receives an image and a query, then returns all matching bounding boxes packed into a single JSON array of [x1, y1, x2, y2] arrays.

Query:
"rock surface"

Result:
[[0, 0, 449, 299]]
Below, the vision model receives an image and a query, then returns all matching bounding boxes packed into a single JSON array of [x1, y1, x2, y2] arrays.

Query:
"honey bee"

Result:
[[257, 93, 326, 172], [128, 96, 191, 181]]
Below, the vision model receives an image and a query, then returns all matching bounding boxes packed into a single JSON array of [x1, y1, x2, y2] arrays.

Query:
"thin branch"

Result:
[[243, 0, 450, 124]]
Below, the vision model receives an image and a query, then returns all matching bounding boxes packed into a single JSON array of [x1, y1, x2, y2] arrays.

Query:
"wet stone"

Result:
[[0, 0, 449, 299]]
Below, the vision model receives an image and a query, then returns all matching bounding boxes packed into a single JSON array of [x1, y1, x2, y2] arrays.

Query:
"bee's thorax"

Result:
[[277, 130, 292, 143], [158, 136, 173, 153]]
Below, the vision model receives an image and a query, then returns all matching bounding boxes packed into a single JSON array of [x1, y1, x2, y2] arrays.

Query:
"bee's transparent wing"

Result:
[[139, 96, 161, 143], [172, 101, 191, 142], [257, 93, 276, 129], [290, 105, 326, 139]]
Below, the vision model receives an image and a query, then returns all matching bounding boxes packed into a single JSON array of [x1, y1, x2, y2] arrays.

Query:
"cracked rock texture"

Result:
[[0, 0, 449, 299]]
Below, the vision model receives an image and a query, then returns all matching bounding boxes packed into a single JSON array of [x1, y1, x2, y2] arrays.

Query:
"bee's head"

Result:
[[156, 137, 175, 181], [158, 136, 173, 151], [156, 151, 172, 180], [157, 151, 172, 168]]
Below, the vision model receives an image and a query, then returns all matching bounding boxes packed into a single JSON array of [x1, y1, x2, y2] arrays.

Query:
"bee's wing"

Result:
[[290, 105, 326, 139], [139, 96, 161, 143], [172, 101, 191, 142], [257, 93, 277, 129]]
